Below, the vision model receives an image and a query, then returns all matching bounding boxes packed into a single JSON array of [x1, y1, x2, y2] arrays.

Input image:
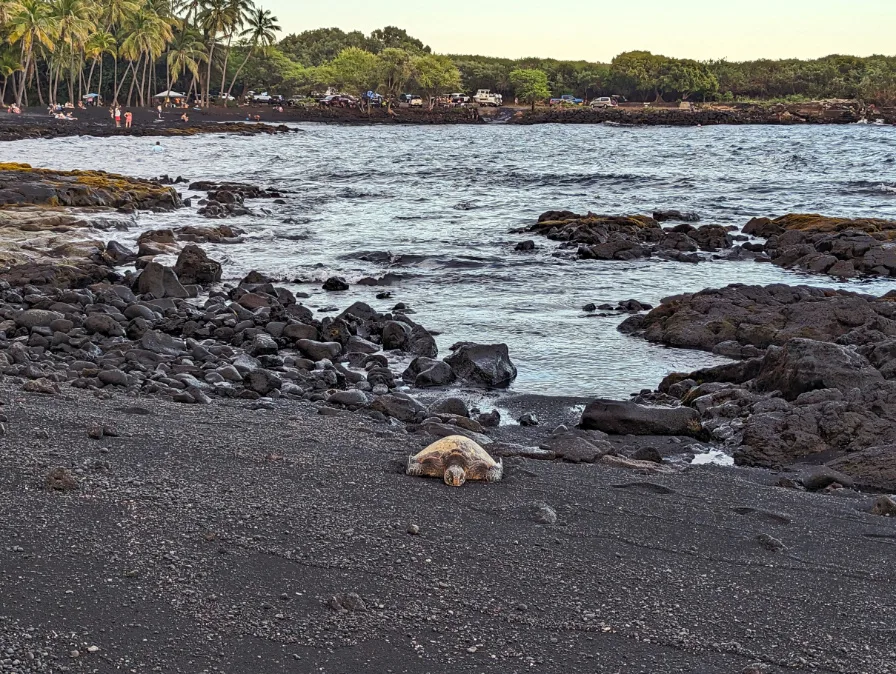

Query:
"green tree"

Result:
[[329, 46, 378, 98], [660, 58, 718, 100], [368, 26, 429, 54], [0, 46, 24, 104], [610, 50, 667, 101], [216, 0, 254, 105], [377, 47, 411, 111], [197, 0, 230, 106], [278, 27, 371, 66], [509, 68, 550, 110], [858, 62, 896, 105], [7, 0, 59, 105], [224, 7, 278, 102], [165, 27, 206, 97], [412, 53, 460, 109]]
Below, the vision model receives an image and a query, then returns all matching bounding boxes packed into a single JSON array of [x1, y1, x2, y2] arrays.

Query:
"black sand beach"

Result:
[[1, 383, 894, 673]]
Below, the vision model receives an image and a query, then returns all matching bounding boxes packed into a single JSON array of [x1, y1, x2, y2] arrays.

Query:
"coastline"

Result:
[[1, 149, 895, 672], [1, 99, 892, 143]]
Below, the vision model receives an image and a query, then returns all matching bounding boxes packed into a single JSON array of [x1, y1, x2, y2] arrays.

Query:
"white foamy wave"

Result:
[[244, 228, 277, 240], [876, 183, 896, 194], [690, 449, 734, 466]]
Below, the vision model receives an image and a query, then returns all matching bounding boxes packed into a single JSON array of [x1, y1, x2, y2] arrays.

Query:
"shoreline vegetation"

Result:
[[1, 0, 894, 115]]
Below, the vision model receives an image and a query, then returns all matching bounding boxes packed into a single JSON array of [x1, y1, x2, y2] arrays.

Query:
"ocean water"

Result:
[[4, 122, 896, 396]]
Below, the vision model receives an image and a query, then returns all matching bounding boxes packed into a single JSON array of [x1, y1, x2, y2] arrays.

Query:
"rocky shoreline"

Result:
[[1, 165, 895, 672], [0, 99, 892, 140], [0, 116, 297, 142]]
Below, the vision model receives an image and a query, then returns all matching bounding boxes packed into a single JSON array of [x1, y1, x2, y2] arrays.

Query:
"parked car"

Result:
[[248, 91, 272, 103], [399, 93, 423, 107], [449, 92, 471, 104], [590, 96, 618, 108], [550, 94, 583, 105], [362, 91, 384, 107], [319, 94, 357, 107], [473, 89, 502, 107]]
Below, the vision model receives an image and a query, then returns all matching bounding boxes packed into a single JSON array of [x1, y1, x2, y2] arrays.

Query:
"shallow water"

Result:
[[4, 123, 896, 396]]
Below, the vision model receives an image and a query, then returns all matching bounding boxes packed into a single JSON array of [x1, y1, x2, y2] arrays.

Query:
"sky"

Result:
[[261, 0, 895, 62]]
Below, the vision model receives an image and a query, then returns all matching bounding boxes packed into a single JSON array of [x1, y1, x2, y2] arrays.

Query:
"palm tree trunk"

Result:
[[115, 61, 133, 103], [15, 45, 27, 105], [1, 77, 7, 106], [112, 62, 129, 102], [33, 61, 45, 106], [218, 33, 233, 107], [225, 47, 253, 102], [67, 58, 75, 105], [204, 42, 216, 107], [139, 55, 148, 107], [86, 57, 97, 96]]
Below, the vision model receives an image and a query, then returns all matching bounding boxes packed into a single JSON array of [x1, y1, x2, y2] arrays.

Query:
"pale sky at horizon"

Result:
[[261, 0, 895, 62]]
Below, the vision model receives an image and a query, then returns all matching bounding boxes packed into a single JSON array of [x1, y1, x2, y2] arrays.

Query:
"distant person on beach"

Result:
[[157, 104, 163, 118], [114, 106, 121, 127], [181, 112, 189, 123], [125, 110, 133, 128]]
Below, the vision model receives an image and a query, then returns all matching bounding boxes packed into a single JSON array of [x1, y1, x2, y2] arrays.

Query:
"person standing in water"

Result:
[[151, 141, 163, 153]]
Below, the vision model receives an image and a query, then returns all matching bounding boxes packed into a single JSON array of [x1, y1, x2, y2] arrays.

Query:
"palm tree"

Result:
[[0, 0, 23, 24], [165, 27, 206, 96], [101, 0, 138, 103], [7, 0, 59, 105], [118, 7, 172, 106], [197, 0, 230, 107], [84, 31, 116, 101], [0, 47, 24, 104], [49, 0, 96, 103], [224, 6, 278, 102], [216, 0, 253, 106]]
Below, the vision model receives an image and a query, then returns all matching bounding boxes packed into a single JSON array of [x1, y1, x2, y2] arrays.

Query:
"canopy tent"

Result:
[[82, 93, 99, 99], [154, 91, 185, 98]]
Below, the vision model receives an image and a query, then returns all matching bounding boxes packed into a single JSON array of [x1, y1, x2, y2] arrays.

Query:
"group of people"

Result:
[[5, 104, 21, 114], [48, 101, 85, 120], [110, 106, 134, 128]]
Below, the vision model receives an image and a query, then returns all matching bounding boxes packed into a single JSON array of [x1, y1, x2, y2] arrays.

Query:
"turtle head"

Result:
[[444, 465, 466, 487]]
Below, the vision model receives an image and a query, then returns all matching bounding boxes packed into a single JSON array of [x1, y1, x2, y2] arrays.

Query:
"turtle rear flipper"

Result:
[[406, 455, 424, 476], [486, 459, 503, 482]]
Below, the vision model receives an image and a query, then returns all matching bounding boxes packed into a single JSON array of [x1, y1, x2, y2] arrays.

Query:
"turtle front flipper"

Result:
[[406, 455, 424, 476], [486, 459, 503, 482]]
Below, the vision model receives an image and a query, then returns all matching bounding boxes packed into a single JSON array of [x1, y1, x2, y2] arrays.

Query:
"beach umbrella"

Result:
[[82, 93, 99, 99], [154, 90, 185, 98]]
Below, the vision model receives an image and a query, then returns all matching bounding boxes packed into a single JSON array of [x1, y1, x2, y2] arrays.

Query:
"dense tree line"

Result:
[[266, 26, 896, 105], [0, 0, 280, 107], [2, 10, 894, 108]]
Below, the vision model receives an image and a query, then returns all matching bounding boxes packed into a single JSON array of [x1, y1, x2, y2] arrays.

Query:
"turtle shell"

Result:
[[409, 435, 499, 479]]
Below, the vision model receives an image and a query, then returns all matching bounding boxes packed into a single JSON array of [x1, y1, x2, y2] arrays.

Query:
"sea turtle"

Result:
[[406, 435, 503, 487]]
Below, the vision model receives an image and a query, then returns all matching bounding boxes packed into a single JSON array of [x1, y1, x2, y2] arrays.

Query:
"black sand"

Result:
[[1, 383, 893, 673]]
